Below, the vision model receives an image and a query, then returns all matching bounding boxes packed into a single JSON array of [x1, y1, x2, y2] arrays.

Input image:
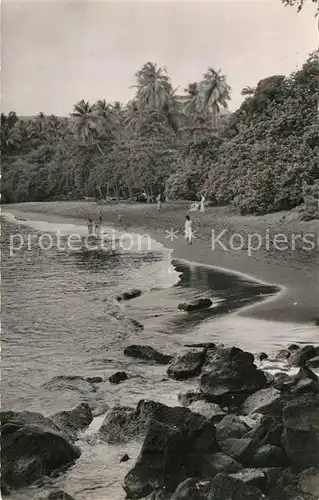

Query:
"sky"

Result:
[[1, 0, 317, 116]]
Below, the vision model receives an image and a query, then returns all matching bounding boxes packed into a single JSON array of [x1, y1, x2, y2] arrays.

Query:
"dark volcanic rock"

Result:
[[272, 372, 295, 392], [167, 349, 206, 380], [170, 478, 208, 500], [189, 401, 226, 423], [205, 473, 263, 499], [200, 346, 267, 399], [1, 410, 81, 488], [124, 408, 217, 499], [250, 444, 288, 467], [116, 288, 142, 301], [202, 451, 243, 476], [216, 414, 250, 442], [85, 376, 103, 384], [178, 298, 212, 312], [100, 405, 137, 443], [306, 355, 319, 369], [289, 345, 316, 367], [257, 352, 268, 361], [288, 344, 300, 351], [282, 394, 319, 469], [120, 453, 130, 463], [241, 387, 282, 416], [184, 343, 216, 349], [50, 403, 93, 439], [124, 345, 173, 364], [47, 491, 76, 500], [275, 349, 291, 360], [109, 371, 128, 384], [178, 390, 203, 407], [229, 468, 268, 492], [219, 438, 257, 464]]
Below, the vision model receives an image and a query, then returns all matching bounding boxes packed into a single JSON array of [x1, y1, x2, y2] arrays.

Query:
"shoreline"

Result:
[[2, 201, 319, 324]]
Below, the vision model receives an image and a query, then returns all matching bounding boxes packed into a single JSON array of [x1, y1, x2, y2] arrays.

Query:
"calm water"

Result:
[[2, 213, 318, 500]]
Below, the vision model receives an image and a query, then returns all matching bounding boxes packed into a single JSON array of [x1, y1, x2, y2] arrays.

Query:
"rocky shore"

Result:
[[2, 340, 319, 499]]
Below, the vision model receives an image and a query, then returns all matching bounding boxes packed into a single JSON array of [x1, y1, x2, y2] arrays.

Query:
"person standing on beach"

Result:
[[184, 215, 193, 245], [156, 193, 162, 211], [95, 220, 101, 238], [87, 218, 93, 235], [200, 194, 206, 213]]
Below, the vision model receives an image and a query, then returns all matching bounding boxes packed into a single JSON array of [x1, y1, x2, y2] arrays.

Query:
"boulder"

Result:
[[216, 414, 250, 442], [275, 349, 291, 360], [178, 298, 212, 312], [219, 438, 257, 464], [167, 349, 206, 380], [1, 410, 81, 488], [229, 468, 268, 492], [241, 387, 282, 416], [282, 394, 319, 469], [288, 344, 300, 351], [257, 352, 268, 361], [306, 355, 319, 369], [85, 376, 103, 383], [109, 371, 128, 384], [272, 372, 295, 392], [124, 409, 217, 499], [124, 345, 173, 365], [170, 478, 208, 500], [205, 473, 263, 499], [178, 390, 203, 407], [243, 415, 283, 448], [116, 288, 142, 301], [184, 343, 216, 350], [293, 365, 319, 383], [250, 444, 288, 467], [200, 347, 267, 399], [120, 454, 130, 463], [100, 405, 137, 443], [50, 403, 93, 439], [291, 378, 319, 395], [289, 345, 317, 367], [189, 401, 226, 423], [299, 468, 319, 496], [202, 452, 243, 476], [47, 491, 76, 500]]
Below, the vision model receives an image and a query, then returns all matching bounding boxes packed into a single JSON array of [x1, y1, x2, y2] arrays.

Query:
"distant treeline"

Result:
[[1, 53, 318, 218]]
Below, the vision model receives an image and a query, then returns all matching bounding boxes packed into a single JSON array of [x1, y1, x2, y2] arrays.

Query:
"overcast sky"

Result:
[[2, 0, 317, 116]]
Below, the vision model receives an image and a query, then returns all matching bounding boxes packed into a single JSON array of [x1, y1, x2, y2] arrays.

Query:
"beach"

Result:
[[5, 200, 319, 323]]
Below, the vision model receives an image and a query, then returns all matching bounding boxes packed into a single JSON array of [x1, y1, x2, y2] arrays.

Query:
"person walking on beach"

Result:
[[184, 215, 193, 245], [87, 218, 93, 235], [200, 194, 206, 213], [156, 193, 162, 211]]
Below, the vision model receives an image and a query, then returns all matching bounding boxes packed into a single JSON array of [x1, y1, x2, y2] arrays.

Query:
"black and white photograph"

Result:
[[1, 0, 319, 499]]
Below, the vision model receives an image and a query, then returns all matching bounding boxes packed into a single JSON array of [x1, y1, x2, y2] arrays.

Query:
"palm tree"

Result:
[[183, 82, 201, 115], [70, 100, 105, 156], [199, 68, 231, 130], [241, 86, 256, 96], [134, 62, 173, 111]]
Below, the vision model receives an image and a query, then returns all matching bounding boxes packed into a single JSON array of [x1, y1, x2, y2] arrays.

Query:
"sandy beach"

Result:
[[4, 200, 319, 324]]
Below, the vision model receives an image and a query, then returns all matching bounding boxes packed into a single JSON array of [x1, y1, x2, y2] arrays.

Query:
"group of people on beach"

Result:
[[87, 214, 102, 237], [86, 194, 206, 246]]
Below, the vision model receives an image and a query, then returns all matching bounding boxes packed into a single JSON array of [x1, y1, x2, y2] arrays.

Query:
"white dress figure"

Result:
[[156, 194, 162, 211], [200, 195, 206, 213], [184, 216, 193, 244]]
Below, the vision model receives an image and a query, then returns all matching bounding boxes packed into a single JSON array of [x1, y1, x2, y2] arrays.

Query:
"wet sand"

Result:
[[3, 201, 319, 323]]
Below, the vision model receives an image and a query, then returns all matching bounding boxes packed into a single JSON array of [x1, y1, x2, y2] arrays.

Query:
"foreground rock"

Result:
[[1, 410, 81, 488], [289, 345, 317, 367], [241, 387, 282, 416], [124, 345, 173, 365], [167, 349, 206, 380], [207, 473, 263, 499], [229, 468, 268, 492], [200, 347, 267, 401], [178, 298, 212, 312], [189, 401, 227, 423], [116, 289, 142, 301], [216, 414, 250, 442], [123, 404, 217, 498], [282, 394, 319, 469], [50, 403, 93, 440]]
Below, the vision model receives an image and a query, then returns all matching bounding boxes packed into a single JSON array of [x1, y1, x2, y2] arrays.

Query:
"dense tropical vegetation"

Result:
[[1, 52, 318, 217]]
